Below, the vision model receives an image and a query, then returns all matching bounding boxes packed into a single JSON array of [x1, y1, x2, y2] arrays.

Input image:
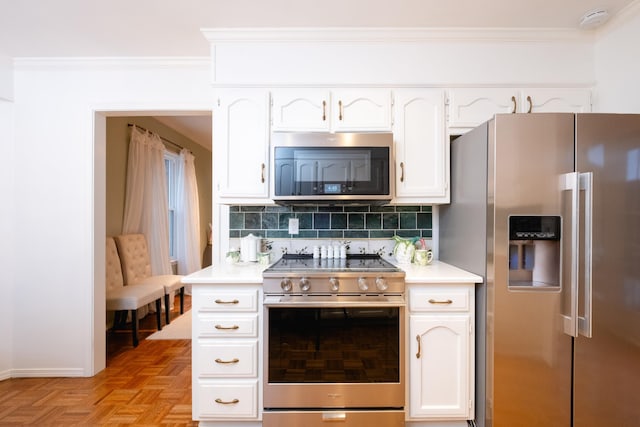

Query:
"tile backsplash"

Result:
[[229, 204, 432, 240]]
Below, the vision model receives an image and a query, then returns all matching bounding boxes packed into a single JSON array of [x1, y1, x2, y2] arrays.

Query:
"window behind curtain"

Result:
[[164, 151, 179, 259]]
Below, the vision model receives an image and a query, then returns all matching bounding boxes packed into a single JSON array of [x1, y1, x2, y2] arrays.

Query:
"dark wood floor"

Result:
[[0, 295, 196, 426]]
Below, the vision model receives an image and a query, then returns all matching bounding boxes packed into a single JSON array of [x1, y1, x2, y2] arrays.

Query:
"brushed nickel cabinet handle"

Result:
[[511, 95, 517, 113], [416, 334, 421, 359], [261, 163, 265, 183], [400, 162, 405, 182], [428, 298, 453, 305], [338, 100, 343, 120], [214, 299, 239, 305], [526, 95, 533, 113], [215, 324, 240, 330], [322, 100, 327, 121], [215, 398, 239, 405], [215, 358, 240, 364]]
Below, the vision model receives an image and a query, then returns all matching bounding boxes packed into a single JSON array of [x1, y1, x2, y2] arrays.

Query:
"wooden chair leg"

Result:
[[164, 294, 171, 325], [131, 309, 139, 347], [155, 298, 162, 330], [179, 287, 185, 314]]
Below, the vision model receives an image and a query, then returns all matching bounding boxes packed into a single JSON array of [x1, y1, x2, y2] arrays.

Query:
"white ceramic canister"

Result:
[[240, 233, 260, 262]]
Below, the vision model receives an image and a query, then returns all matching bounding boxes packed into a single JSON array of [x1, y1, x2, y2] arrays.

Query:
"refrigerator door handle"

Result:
[[578, 172, 593, 338], [560, 172, 579, 337]]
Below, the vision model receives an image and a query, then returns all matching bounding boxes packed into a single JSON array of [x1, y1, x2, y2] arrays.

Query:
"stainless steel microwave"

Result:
[[270, 132, 393, 205]]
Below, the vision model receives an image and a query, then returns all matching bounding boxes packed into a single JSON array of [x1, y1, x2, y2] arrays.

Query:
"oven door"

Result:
[[263, 296, 405, 409]]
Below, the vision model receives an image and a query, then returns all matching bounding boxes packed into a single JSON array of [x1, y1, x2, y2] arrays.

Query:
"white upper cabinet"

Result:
[[448, 88, 592, 133], [214, 89, 270, 200], [271, 88, 331, 132], [331, 89, 392, 132], [393, 89, 449, 204], [271, 88, 392, 132]]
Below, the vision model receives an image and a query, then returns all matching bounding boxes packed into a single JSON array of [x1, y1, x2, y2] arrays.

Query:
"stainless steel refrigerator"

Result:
[[440, 113, 640, 427]]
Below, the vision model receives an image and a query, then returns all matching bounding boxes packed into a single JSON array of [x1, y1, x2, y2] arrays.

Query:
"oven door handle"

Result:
[[263, 295, 405, 308]]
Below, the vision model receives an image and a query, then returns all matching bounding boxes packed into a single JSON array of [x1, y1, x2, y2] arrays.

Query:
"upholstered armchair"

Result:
[[114, 234, 185, 324], [105, 237, 163, 347]]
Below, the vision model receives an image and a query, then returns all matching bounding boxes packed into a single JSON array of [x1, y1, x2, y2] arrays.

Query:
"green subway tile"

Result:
[[348, 213, 365, 229], [296, 230, 319, 238], [314, 213, 330, 229], [240, 230, 264, 237], [399, 212, 417, 229], [228, 230, 240, 238], [420, 205, 432, 212], [292, 206, 317, 213], [366, 213, 382, 229], [396, 205, 420, 212], [318, 205, 345, 212], [240, 206, 265, 212], [344, 230, 369, 239], [382, 213, 399, 229], [331, 213, 347, 229], [318, 230, 344, 238], [370, 230, 394, 238], [261, 213, 278, 230], [265, 205, 291, 212], [396, 229, 420, 238], [421, 229, 433, 238], [371, 205, 395, 212], [244, 213, 261, 229], [229, 213, 244, 230], [417, 212, 432, 229], [278, 213, 293, 229], [346, 206, 370, 212], [297, 213, 313, 229], [267, 230, 290, 238], [229, 206, 240, 212]]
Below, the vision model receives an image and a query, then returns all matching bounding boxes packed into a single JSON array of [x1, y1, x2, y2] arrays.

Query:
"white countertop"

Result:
[[182, 259, 482, 285]]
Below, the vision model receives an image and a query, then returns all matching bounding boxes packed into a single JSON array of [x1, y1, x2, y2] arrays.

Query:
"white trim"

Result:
[[10, 368, 86, 378], [596, 0, 640, 36], [202, 27, 594, 44], [13, 57, 210, 70]]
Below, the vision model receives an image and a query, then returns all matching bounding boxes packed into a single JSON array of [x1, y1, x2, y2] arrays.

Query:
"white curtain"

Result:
[[176, 148, 202, 276], [122, 126, 172, 275]]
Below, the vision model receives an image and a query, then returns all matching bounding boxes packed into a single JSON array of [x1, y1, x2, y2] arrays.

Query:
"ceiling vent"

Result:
[[579, 9, 610, 29]]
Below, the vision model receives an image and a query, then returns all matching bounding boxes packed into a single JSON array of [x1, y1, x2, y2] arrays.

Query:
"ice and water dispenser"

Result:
[[508, 216, 561, 289]]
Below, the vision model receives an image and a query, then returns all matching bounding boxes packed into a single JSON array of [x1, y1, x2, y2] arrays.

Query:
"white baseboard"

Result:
[[9, 368, 86, 378], [0, 369, 10, 381]]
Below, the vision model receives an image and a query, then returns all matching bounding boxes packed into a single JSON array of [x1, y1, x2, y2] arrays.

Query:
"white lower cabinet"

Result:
[[407, 284, 475, 423], [192, 285, 262, 423]]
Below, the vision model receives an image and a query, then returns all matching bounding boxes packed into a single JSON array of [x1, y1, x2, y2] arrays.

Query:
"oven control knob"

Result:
[[357, 277, 369, 291], [375, 277, 388, 291], [280, 278, 293, 292], [299, 277, 311, 292], [329, 277, 340, 292]]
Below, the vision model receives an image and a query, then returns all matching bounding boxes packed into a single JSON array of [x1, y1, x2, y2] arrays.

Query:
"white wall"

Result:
[[0, 55, 13, 101], [594, 5, 640, 112], [0, 99, 15, 380], [10, 58, 212, 377]]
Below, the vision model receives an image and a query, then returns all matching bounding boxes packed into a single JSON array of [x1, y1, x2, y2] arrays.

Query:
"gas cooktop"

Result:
[[264, 253, 401, 274]]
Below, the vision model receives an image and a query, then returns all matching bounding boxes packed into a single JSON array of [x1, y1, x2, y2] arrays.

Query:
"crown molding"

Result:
[[596, 0, 640, 37], [13, 57, 210, 70], [201, 27, 594, 44]]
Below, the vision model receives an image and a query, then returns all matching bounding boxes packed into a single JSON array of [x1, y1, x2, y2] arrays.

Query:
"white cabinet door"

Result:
[[271, 88, 330, 131], [520, 88, 592, 113], [214, 89, 270, 199], [393, 89, 448, 204], [409, 314, 471, 419], [331, 89, 392, 132], [448, 88, 516, 130]]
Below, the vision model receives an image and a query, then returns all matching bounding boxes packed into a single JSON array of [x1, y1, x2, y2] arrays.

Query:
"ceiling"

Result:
[[2, 0, 638, 150]]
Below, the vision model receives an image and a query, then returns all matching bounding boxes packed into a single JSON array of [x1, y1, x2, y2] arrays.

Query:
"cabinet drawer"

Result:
[[409, 287, 470, 312], [197, 381, 258, 419], [197, 341, 258, 378], [196, 314, 258, 338], [196, 289, 258, 313]]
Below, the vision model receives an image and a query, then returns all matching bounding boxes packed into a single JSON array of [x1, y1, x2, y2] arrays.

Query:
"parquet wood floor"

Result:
[[0, 295, 196, 426]]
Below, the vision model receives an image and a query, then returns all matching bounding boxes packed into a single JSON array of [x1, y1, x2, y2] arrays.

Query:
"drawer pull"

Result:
[[215, 299, 239, 305], [428, 298, 453, 305], [215, 398, 239, 405], [215, 358, 240, 364], [215, 324, 240, 330], [416, 334, 422, 359]]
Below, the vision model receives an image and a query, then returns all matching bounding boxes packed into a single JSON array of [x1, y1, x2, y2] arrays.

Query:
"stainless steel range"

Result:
[[262, 254, 406, 427]]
